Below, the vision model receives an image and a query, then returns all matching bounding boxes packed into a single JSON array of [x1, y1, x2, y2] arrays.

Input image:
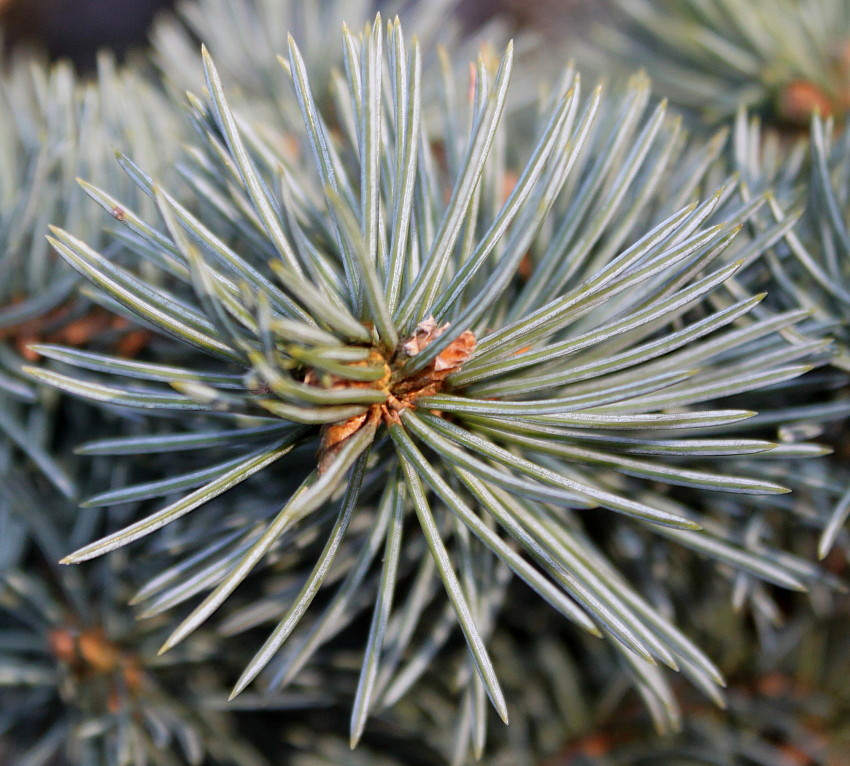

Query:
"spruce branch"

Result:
[[25, 18, 834, 754]]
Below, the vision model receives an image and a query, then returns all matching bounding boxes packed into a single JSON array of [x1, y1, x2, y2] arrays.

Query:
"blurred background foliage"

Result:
[[0, 0, 598, 71]]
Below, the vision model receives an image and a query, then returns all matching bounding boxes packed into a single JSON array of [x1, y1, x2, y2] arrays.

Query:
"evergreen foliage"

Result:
[[151, 0, 529, 125], [0, 509, 268, 765], [722, 109, 850, 563], [590, 0, 850, 125], [0, 52, 182, 570], [22, 13, 836, 754], [1, 1, 849, 764]]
